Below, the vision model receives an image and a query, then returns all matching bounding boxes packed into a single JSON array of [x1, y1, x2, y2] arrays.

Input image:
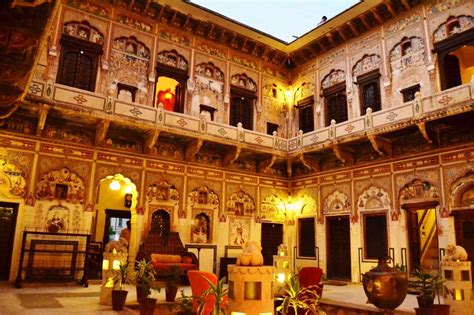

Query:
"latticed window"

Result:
[[230, 88, 255, 130], [358, 71, 381, 114], [151, 210, 170, 245], [297, 97, 314, 133], [401, 84, 420, 103], [325, 87, 348, 126]]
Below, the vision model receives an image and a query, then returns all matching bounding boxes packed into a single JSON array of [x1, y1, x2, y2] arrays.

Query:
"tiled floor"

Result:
[[0, 281, 461, 315]]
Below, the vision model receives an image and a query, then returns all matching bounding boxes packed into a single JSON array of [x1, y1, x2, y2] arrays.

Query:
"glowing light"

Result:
[[454, 289, 464, 301], [112, 248, 117, 254], [112, 259, 121, 270], [102, 259, 109, 270], [164, 92, 173, 99], [277, 273, 286, 283], [124, 185, 133, 194], [109, 179, 121, 191], [105, 277, 114, 288]]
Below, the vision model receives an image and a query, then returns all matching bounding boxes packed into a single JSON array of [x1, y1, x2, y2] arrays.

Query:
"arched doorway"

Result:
[[150, 209, 171, 245], [96, 174, 138, 259], [399, 179, 440, 272]]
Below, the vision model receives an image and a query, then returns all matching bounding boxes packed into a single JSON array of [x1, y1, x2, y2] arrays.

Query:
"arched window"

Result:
[[155, 50, 189, 113], [230, 74, 257, 130], [401, 38, 412, 56], [57, 21, 103, 92]]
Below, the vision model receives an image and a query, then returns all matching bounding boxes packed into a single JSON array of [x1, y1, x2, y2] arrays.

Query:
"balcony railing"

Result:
[[26, 78, 473, 155]]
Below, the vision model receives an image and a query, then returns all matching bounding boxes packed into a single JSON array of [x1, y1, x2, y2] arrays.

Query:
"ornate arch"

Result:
[[195, 62, 224, 82], [352, 54, 381, 78], [433, 15, 474, 44], [112, 36, 150, 60], [146, 180, 179, 203], [260, 193, 285, 221], [63, 20, 104, 45], [188, 185, 219, 209], [398, 178, 439, 210], [321, 69, 345, 90], [226, 189, 255, 216], [230, 73, 257, 92], [448, 171, 474, 210], [389, 36, 424, 62], [0, 160, 26, 198], [357, 186, 391, 210], [36, 167, 86, 204], [157, 50, 188, 71], [323, 190, 350, 214]]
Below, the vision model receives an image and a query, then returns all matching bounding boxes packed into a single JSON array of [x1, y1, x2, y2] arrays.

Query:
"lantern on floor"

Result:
[[274, 244, 291, 294], [99, 250, 128, 305], [441, 258, 472, 315]]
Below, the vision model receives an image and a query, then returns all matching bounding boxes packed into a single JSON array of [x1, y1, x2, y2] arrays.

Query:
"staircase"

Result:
[[419, 209, 439, 272]]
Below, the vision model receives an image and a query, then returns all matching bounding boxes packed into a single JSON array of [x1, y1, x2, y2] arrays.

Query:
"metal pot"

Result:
[[362, 257, 408, 312]]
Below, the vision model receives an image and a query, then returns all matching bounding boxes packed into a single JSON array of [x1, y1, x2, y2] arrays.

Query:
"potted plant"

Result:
[[197, 276, 228, 315], [175, 289, 194, 315], [276, 273, 326, 315], [134, 259, 161, 315], [432, 274, 451, 315], [411, 269, 436, 315], [112, 260, 130, 311], [160, 265, 182, 302]]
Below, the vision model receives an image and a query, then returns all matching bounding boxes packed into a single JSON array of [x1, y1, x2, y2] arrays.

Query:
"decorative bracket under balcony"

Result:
[[368, 134, 393, 157]]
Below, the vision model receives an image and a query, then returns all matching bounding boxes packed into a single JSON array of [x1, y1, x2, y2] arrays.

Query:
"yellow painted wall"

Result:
[[452, 46, 474, 84]]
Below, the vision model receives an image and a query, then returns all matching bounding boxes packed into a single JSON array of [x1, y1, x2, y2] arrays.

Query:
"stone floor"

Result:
[[0, 281, 430, 315]]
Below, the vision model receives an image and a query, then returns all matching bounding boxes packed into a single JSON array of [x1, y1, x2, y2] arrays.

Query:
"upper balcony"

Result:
[[18, 75, 474, 178]]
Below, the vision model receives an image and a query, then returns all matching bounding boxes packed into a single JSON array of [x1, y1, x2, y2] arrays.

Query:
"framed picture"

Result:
[[229, 217, 250, 246], [190, 209, 213, 243]]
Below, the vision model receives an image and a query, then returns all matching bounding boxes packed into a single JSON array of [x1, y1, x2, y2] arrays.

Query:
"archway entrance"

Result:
[[96, 174, 138, 259], [326, 215, 351, 280]]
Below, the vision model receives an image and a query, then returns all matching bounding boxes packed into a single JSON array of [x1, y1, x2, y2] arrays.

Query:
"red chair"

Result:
[[187, 270, 228, 315], [298, 266, 324, 297]]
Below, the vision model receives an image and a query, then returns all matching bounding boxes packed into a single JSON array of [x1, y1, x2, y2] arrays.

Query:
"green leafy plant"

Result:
[[113, 260, 130, 291], [176, 289, 194, 314], [432, 273, 454, 305], [134, 259, 160, 299], [276, 273, 326, 315], [160, 265, 182, 287], [197, 276, 228, 315], [411, 269, 435, 307]]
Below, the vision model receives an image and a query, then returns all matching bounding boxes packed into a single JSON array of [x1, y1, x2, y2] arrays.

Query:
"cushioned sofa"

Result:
[[136, 232, 198, 279]]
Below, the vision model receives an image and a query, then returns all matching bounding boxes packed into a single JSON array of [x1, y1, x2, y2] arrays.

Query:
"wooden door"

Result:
[[261, 222, 283, 266], [326, 216, 351, 280], [0, 202, 18, 280], [407, 210, 421, 272], [455, 210, 474, 284]]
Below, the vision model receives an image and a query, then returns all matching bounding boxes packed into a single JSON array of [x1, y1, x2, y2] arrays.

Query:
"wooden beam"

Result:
[[157, 5, 165, 21], [259, 155, 277, 173], [401, 0, 410, 10], [223, 145, 242, 166], [359, 15, 371, 30], [337, 28, 350, 41], [383, 0, 397, 17], [36, 104, 49, 136], [332, 145, 354, 165], [170, 10, 178, 26], [417, 121, 433, 144], [144, 128, 160, 150], [347, 21, 360, 36], [371, 9, 384, 24], [95, 119, 110, 146], [368, 134, 393, 156], [326, 33, 338, 47], [185, 138, 203, 161]]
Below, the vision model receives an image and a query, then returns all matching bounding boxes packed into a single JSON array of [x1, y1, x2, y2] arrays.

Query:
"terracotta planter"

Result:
[[432, 304, 450, 315], [111, 290, 128, 311], [139, 297, 157, 315], [414, 307, 437, 315], [417, 295, 434, 308], [165, 285, 179, 302], [136, 285, 151, 302]]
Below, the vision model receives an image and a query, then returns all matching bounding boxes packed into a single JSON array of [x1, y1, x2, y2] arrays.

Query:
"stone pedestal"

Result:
[[441, 261, 472, 315], [99, 252, 128, 305], [227, 265, 274, 315]]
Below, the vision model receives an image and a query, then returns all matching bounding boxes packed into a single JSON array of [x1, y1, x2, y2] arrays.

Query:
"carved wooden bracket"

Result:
[[287, 158, 293, 178], [298, 153, 321, 172], [368, 134, 393, 156], [36, 105, 50, 136], [185, 138, 203, 161], [416, 121, 432, 144], [95, 119, 110, 146], [144, 128, 161, 150], [332, 145, 354, 165], [223, 145, 242, 166], [258, 154, 277, 173]]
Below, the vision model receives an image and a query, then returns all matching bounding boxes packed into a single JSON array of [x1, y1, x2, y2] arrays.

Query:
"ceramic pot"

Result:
[[362, 256, 408, 312], [432, 304, 450, 315], [136, 285, 151, 302], [139, 297, 157, 315], [111, 290, 128, 311], [414, 307, 437, 315], [165, 285, 179, 302]]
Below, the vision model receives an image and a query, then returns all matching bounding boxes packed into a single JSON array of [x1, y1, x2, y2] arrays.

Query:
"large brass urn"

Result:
[[362, 257, 408, 312]]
